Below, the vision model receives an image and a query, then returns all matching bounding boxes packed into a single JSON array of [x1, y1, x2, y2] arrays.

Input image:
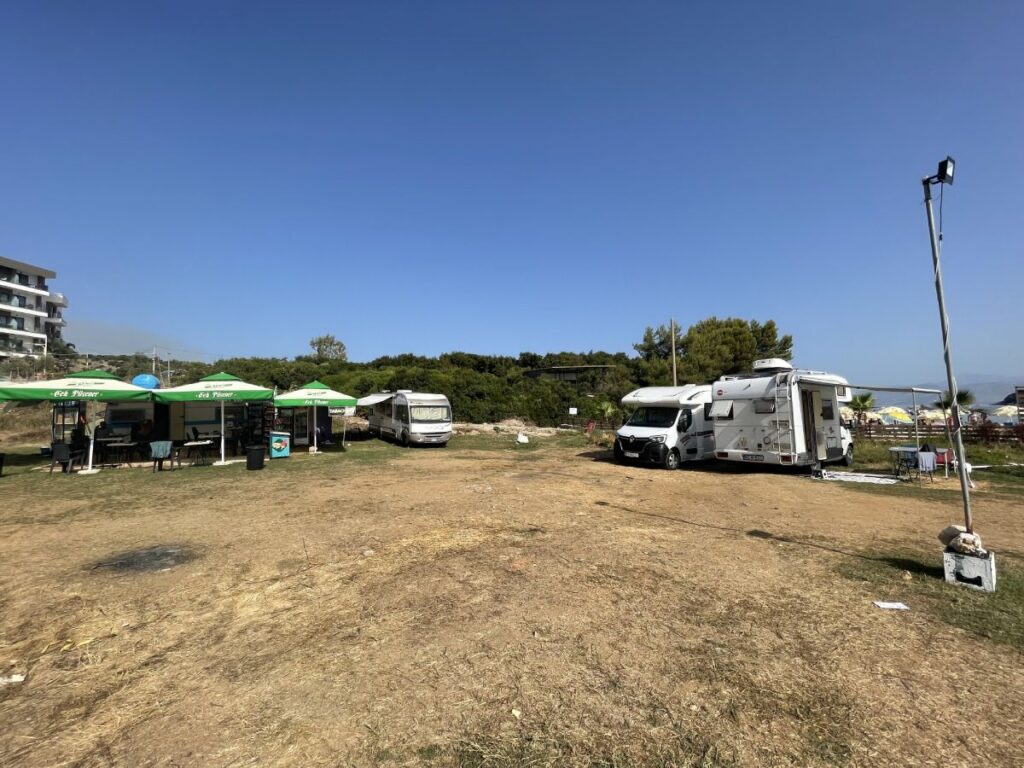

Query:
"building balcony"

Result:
[[0, 299, 47, 318], [49, 291, 68, 307], [0, 324, 47, 340], [0, 276, 49, 297], [44, 315, 67, 325]]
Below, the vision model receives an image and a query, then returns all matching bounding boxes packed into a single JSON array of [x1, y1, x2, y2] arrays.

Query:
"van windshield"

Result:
[[411, 405, 450, 423], [625, 406, 679, 428]]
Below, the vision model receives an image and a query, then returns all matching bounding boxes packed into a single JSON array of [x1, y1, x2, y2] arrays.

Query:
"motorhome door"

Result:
[[800, 389, 827, 461]]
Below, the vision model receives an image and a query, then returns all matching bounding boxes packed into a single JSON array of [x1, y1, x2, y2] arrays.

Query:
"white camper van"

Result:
[[711, 359, 853, 468], [358, 390, 452, 446], [615, 385, 716, 469]]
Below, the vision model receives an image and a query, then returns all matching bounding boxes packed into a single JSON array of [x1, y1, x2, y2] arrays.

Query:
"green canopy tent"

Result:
[[274, 380, 357, 452], [152, 372, 274, 465], [0, 369, 152, 474]]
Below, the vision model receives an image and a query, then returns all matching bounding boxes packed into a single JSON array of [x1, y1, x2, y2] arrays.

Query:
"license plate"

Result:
[[741, 453, 764, 462], [624, 451, 640, 458]]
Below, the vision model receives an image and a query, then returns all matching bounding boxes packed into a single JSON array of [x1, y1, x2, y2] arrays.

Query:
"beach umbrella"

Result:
[[152, 372, 274, 465], [0, 369, 151, 474], [839, 405, 855, 422], [916, 408, 947, 423], [865, 410, 896, 425], [274, 380, 357, 452], [988, 405, 1019, 424], [877, 406, 914, 424]]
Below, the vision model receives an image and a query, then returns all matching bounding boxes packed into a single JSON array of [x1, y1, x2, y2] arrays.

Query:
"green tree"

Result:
[[933, 390, 975, 410], [849, 393, 875, 422], [632, 324, 683, 362], [633, 317, 792, 385], [678, 317, 793, 384], [309, 334, 348, 362]]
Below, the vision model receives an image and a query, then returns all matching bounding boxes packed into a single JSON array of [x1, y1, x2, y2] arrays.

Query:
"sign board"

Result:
[[568, 407, 578, 416]]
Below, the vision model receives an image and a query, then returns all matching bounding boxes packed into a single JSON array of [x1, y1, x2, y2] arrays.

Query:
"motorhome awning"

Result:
[[356, 393, 394, 407]]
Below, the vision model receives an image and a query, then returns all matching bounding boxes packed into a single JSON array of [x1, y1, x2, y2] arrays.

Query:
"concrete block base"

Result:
[[943, 549, 997, 592]]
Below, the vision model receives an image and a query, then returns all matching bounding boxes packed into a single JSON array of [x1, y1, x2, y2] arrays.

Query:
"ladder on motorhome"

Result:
[[773, 374, 795, 458]]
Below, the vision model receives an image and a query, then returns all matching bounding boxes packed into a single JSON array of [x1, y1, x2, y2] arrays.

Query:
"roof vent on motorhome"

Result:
[[752, 358, 794, 373]]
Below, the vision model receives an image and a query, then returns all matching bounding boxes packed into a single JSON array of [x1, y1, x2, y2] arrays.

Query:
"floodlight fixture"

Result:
[[925, 155, 955, 186]]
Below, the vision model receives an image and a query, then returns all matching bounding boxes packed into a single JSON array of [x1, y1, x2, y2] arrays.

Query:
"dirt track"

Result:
[[1, 437, 1022, 767]]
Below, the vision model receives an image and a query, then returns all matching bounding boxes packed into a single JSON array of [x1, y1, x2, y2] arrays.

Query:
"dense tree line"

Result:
[[3, 317, 793, 427]]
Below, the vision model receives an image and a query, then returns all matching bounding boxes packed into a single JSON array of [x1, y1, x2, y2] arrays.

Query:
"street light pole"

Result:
[[921, 165, 972, 533], [670, 317, 677, 387]]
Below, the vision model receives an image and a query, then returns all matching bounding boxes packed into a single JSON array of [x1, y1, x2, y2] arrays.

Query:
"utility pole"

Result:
[[670, 317, 677, 387], [152, 345, 157, 375], [922, 156, 972, 533]]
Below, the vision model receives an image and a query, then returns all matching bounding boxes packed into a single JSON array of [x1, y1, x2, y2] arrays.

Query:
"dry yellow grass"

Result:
[[0, 434, 1022, 766]]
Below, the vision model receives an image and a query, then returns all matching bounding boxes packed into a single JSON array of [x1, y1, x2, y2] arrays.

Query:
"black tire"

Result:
[[401, 431, 410, 447], [613, 442, 625, 464], [842, 444, 854, 466], [664, 448, 681, 470]]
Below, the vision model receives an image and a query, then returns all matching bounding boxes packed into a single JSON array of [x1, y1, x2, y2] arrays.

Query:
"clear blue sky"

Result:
[[2, 1, 1021, 385]]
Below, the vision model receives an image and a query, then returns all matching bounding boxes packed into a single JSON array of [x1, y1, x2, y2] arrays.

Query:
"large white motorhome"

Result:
[[615, 385, 716, 469], [711, 358, 853, 468], [358, 390, 453, 446]]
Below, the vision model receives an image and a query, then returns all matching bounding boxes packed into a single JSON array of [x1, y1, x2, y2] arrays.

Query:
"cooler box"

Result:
[[269, 431, 291, 459]]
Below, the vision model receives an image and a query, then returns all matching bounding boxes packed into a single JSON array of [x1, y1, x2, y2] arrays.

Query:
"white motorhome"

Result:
[[358, 390, 452, 446], [615, 385, 716, 469], [711, 359, 853, 468]]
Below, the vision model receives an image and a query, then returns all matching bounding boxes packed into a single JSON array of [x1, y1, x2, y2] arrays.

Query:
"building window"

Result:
[[754, 399, 776, 414]]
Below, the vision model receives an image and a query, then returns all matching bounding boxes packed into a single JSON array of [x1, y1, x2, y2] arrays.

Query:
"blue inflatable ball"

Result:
[[132, 373, 161, 390]]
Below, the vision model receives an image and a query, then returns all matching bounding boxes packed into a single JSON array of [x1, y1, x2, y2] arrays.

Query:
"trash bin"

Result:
[[269, 431, 291, 459], [246, 445, 265, 471]]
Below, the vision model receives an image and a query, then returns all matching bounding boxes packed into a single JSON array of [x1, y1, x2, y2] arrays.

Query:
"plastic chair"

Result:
[[918, 451, 937, 482], [149, 441, 179, 472]]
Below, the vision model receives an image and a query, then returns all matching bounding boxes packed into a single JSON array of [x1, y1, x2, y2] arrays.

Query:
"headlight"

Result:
[[649, 435, 665, 443]]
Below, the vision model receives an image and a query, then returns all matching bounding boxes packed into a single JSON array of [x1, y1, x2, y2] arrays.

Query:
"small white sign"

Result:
[[568, 407, 578, 415], [872, 601, 910, 611]]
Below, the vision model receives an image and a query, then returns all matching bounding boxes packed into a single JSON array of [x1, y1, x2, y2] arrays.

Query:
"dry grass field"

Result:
[[1, 432, 1022, 767]]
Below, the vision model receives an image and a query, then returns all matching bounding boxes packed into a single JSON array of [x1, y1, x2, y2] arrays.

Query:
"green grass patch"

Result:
[[837, 550, 1024, 652]]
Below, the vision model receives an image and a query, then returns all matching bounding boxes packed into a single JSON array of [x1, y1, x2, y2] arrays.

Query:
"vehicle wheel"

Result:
[[401, 431, 410, 447], [842, 444, 854, 466], [613, 442, 624, 463], [664, 449, 681, 470]]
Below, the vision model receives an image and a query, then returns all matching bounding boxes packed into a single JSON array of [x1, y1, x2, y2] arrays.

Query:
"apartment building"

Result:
[[0, 256, 68, 360]]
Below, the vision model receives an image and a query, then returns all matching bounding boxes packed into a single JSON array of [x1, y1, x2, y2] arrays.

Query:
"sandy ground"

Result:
[[1, 437, 1022, 767]]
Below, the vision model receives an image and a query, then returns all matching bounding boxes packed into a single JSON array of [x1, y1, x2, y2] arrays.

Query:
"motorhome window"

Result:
[[709, 400, 734, 420], [754, 399, 776, 414], [625, 407, 679, 428], [821, 399, 835, 420], [678, 409, 693, 431], [395, 404, 409, 423], [411, 405, 450, 423], [704, 403, 713, 420]]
